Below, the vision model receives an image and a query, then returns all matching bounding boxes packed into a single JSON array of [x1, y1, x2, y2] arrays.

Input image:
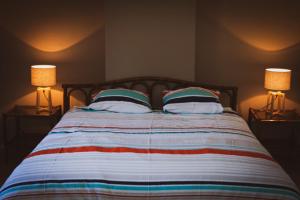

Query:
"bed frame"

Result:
[[62, 76, 238, 113]]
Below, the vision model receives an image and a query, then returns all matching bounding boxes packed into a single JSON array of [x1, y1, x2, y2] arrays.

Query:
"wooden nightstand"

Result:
[[248, 108, 300, 163], [2, 105, 62, 162]]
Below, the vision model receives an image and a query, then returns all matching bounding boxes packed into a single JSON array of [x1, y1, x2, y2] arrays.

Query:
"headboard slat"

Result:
[[62, 76, 238, 113]]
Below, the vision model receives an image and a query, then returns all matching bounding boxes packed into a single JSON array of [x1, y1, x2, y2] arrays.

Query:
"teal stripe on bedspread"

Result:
[[2, 182, 299, 200]]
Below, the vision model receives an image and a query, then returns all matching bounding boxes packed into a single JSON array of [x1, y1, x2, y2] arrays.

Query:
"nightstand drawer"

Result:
[[248, 108, 300, 163], [262, 141, 291, 157], [18, 117, 57, 134], [252, 123, 294, 140]]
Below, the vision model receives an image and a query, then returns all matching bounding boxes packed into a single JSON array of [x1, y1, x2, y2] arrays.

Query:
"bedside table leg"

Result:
[[248, 109, 252, 126], [290, 126, 297, 162], [16, 117, 22, 159], [51, 113, 61, 129], [3, 115, 8, 163], [16, 117, 21, 138], [51, 117, 56, 128]]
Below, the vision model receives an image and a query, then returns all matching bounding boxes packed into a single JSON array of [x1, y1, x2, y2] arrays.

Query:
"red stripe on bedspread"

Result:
[[27, 146, 273, 161]]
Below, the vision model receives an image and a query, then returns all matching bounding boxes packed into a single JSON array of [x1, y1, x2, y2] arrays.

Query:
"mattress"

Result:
[[1, 109, 299, 199]]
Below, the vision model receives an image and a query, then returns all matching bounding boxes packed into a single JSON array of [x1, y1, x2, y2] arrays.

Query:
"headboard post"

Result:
[[63, 85, 70, 113], [62, 77, 238, 113], [232, 87, 238, 111]]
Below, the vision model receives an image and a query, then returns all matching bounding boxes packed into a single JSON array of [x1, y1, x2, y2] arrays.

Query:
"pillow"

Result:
[[88, 88, 152, 113], [163, 87, 223, 114]]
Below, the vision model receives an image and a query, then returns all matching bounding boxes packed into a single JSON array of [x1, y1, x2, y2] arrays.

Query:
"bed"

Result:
[[1, 77, 299, 200]]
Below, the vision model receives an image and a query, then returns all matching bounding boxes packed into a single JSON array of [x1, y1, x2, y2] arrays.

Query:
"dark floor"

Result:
[[1, 141, 300, 189], [278, 157, 300, 188], [0, 136, 42, 186]]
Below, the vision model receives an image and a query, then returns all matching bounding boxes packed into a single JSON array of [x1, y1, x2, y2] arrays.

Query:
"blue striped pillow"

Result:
[[163, 87, 223, 114], [88, 89, 152, 113]]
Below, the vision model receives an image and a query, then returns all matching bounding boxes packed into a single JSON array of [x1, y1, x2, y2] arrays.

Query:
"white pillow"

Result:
[[164, 102, 223, 114], [88, 88, 152, 113], [89, 101, 151, 113], [163, 87, 223, 114]]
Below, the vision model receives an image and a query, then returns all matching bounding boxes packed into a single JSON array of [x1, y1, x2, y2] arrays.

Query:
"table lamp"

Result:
[[31, 65, 56, 113], [264, 68, 291, 114]]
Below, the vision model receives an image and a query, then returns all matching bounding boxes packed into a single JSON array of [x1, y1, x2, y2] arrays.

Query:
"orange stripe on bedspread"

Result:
[[27, 146, 273, 161]]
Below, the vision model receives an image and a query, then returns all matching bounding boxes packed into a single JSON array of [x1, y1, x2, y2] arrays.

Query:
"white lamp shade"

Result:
[[31, 65, 56, 87], [264, 68, 291, 91]]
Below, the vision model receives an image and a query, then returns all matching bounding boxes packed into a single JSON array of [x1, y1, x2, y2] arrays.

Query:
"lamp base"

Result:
[[266, 91, 285, 116], [36, 87, 53, 113]]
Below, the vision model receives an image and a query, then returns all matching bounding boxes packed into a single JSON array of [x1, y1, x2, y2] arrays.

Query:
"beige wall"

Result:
[[105, 0, 196, 81], [105, 0, 300, 118], [0, 1, 105, 143], [1, 0, 300, 144], [196, 0, 300, 117], [0, 0, 105, 110]]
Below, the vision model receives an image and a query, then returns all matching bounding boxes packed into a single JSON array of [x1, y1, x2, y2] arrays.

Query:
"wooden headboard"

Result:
[[62, 76, 238, 113]]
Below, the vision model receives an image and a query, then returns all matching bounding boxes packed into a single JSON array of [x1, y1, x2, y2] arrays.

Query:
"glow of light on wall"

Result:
[[14, 89, 85, 110], [221, 22, 300, 51], [14, 89, 63, 107], [0, 1, 104, 52], [239, 94, 299, 118], [17, 25, 102, 52], [199, 0, 300, 52], [24, 30, 98, 52]]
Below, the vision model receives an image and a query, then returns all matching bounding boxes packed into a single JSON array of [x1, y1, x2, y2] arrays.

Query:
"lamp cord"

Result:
[[253, 94, 279, 115], [42, 89, 50, 102]]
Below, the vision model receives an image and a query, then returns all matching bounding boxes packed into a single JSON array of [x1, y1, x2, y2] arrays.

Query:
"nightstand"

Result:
[[2, 105, 62, 162], [248, 108, 300, 163]]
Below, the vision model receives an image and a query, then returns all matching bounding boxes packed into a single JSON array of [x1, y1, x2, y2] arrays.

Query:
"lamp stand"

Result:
[[266, 91, 285, 115], [36, 87, 53, 113]]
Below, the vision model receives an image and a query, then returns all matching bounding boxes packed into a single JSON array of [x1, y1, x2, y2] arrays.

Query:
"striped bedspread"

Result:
[[1, 109, 299, 199]]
